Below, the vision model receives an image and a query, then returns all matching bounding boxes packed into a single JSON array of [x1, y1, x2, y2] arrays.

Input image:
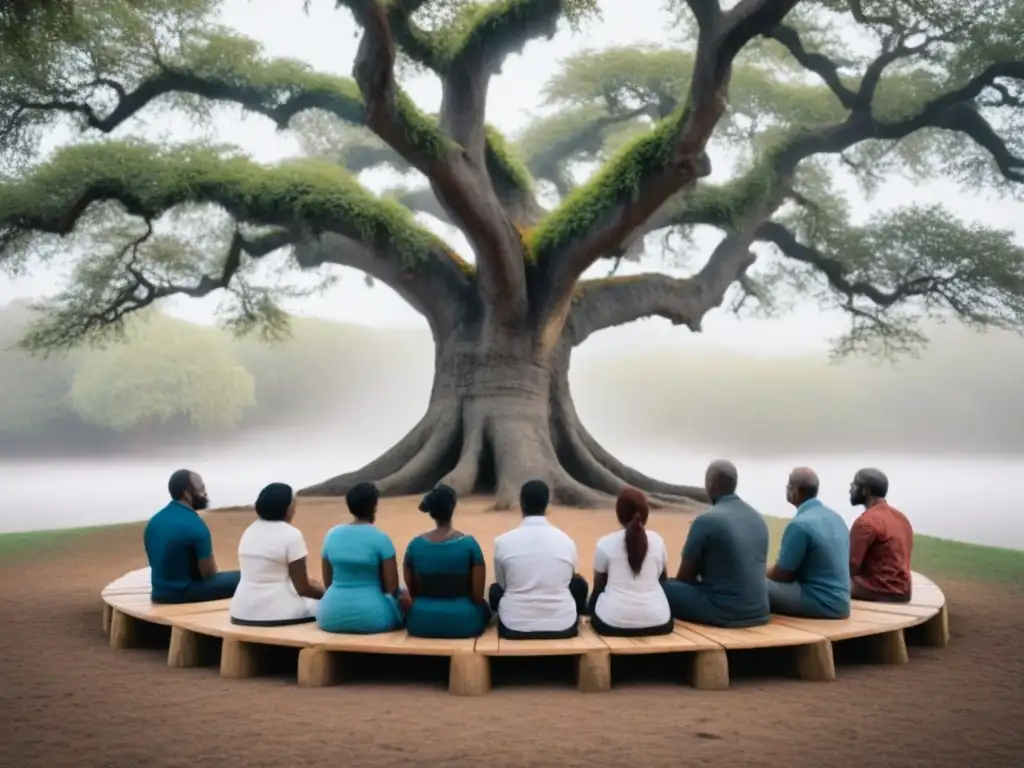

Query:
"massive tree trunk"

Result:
[[298, 318, 709, 510]]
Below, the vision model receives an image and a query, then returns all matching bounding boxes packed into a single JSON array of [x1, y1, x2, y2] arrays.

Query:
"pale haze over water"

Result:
[[1, 0, 1022, 549]]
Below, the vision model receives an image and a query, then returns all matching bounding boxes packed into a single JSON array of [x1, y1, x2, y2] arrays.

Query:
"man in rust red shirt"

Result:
[[848, 468, 914, 602]]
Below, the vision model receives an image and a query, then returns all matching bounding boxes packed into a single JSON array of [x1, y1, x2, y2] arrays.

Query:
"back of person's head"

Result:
[[346, 481, 380, 521], [856, 468, 889, 499], [419, 484, 457, 524], [168, 469, 194, 501], [255, 482, 294, 522], [520, 480, 549, 517], [616, 487, 650, 575], [786, 467, 819, 507], [704, 459, 738, 502]]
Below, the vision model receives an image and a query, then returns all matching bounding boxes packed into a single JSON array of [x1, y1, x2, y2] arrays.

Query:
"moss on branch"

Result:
[[0, 141, 442, 269], [528, 113, 681, 261]]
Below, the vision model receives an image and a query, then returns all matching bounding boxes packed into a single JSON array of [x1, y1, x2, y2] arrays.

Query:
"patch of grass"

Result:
[[766, 516, 1024, 586], [0, 522, 134, 562]]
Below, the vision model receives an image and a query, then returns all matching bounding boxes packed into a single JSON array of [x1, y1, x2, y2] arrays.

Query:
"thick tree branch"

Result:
[[765, 25, 857, 109], [0, 142, 474, 338], [343, 0, 529, 330], [530, 0, 801, 344]]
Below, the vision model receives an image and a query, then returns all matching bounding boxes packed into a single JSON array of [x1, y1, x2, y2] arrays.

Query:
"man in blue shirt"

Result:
[[767, 467, 851, 619], [662, 459, 771, 628], [144, 469, 240, 603]]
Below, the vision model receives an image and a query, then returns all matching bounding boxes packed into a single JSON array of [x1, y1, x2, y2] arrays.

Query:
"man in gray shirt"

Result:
[[662, 459, 770, 628]]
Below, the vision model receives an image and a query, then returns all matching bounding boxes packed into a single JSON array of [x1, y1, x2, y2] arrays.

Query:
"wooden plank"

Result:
[[577, 621, 610, 651], [672, 623, 726, 650], [381, 633, 476, 656], [474, 625, 499, 654], [598, 628, 702, 655], [679, 618, 825, 649], [494, 621, 591, 656], [774, 608, 915, 642], [852, 600, 941, 620], [175, 611, 323, 647], [105, 594, 231, 625]]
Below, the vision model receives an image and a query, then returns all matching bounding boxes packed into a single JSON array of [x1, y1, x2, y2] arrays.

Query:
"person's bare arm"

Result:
[[659, 568, 668, 583], [404, 554, 418, 599], [288, 557, 324, 599], [381, 556, 400, 596], [591, 571, 608, 601], [676, 517, 707, 582], [321, 557, 334, 590], [470, 563, 486, 604], [197, 554, 218, 579]]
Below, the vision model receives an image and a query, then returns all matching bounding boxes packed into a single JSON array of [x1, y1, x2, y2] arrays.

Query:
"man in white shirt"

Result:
[[488, 480, 589, 639]]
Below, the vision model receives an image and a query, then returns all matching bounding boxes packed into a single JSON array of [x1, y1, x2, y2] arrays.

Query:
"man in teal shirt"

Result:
[[767, 467, 851, 619], [144, 469, 240, 603]]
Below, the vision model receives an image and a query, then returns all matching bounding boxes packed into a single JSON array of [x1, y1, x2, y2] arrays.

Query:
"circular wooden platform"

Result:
[[101, 568, 948, 695]]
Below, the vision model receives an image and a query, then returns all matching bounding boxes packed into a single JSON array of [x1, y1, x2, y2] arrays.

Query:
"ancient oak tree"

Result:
[[2, 0, 1023, 508]]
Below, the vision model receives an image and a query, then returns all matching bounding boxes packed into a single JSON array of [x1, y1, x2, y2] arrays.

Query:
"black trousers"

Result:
[[488, 575, 589, 640]]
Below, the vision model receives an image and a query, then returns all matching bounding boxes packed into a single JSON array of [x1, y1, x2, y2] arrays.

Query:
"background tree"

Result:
[[1, 0, 1022, 508], [68, 311, 256, 434]]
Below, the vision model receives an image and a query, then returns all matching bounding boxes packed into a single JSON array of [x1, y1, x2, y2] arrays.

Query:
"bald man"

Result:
[[661, 460, 770, 628], [849, 468, 914, 602], [766, 468, 851, 619]]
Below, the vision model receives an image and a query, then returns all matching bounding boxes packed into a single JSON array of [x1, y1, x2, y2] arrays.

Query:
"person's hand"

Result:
[[398, 589, 413, 612]]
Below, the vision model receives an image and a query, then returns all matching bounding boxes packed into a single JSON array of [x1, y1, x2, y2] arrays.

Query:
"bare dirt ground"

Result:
[[2, 496, 1022, 768]]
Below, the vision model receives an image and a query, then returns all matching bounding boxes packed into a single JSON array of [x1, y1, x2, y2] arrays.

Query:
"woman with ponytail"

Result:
[[589, 487, 674, 636]]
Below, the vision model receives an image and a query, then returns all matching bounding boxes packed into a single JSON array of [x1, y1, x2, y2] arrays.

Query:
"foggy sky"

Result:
[[1, 0, 1021, 359]]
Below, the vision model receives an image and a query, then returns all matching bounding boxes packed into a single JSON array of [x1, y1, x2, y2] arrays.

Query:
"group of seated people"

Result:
[[142, 459, 915, 639]]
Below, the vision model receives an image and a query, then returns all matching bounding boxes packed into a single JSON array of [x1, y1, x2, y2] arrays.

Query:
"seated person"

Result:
[[489, 480, 589, 640], [766, 467, 851, 620], [849, 468, 914, 603], [403, 484, 491, 639], [662, 460, 770, 628], [317, 481, 408, 634], [230, 482, 324, 626], [145, 469, 240, 604], [589, 487, 674, 637]]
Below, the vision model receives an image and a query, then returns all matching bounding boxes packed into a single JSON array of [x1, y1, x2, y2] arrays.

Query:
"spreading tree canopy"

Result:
[[1, 0, 1022, 508]]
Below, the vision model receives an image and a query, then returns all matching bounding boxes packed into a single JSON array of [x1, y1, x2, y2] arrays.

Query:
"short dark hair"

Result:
[[419, 484, 457, 523], [168, 469, 194, 501], [520, 480, 549, 517], [856, 468, 889, 499], [346, 481, 379, 520], [255, 482, 294, 522]]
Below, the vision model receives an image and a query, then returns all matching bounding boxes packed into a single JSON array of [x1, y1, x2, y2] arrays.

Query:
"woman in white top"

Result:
[[589, 487, 674, 636], [230, 482, 324, 626]]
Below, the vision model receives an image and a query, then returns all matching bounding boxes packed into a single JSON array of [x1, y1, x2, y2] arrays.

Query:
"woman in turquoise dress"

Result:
[[317, 481, 408, 634], [403, 484, 491, 638]]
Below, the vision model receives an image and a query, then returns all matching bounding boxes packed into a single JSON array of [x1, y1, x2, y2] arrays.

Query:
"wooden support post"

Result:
[[168, 626, 208, 668], [917, 605, 949, 648], [691, 649, 729, 690], [220, 638, 261, 679], [871, 629, 909, 664], [297, 648, 340, 687], [794, 639, 836, 682], [449, 651, 491, 696], [575, 649, 611, 693], [102, 603, 113, 637], [109, 610, 144, 651]]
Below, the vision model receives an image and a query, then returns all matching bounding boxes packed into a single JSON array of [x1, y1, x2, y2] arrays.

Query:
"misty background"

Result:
[[2, 0, 1023, 547]]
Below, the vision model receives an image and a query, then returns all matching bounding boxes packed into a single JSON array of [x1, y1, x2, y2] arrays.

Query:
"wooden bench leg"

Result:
[[220, 639, 261, 679], [870, 629, 909, 664], [168, 626, 209, 668], [109, 610, 144, 650], [297, 648, 341, 687], [102, 603, 113, 637], [449, 651, 491, 696], [575, 649, 611, 693], [795, 639, 836, 682], [691, 649, 729, 690], [917, 605, 949, 648]]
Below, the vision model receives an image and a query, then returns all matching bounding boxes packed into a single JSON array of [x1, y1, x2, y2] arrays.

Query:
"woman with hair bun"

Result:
[[589, 487, 674, 636], [229, 482, 323, 626], [402, 484, 491, 638]]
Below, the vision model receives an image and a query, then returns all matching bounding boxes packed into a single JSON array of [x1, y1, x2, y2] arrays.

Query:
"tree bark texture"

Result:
[[298, 320, 709, 510]]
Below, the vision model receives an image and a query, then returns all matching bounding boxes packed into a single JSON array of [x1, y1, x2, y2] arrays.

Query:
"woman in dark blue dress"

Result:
[[403, 485, 491, 638]]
